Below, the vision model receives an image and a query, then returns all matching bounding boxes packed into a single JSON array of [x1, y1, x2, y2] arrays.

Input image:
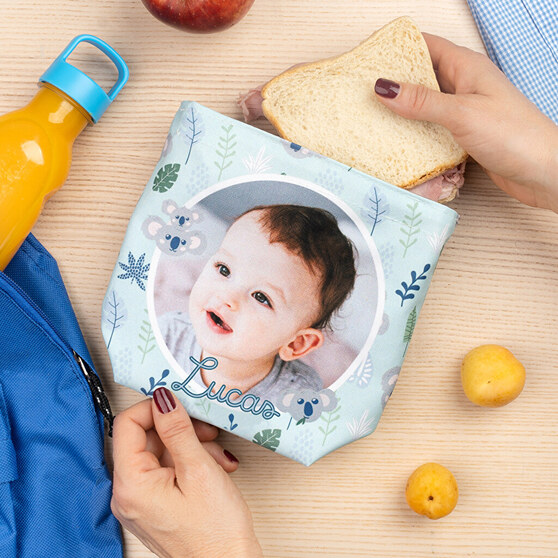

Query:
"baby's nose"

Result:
[[219, 288, 241, 311]]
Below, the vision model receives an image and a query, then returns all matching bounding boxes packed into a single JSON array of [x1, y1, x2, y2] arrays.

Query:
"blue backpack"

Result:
[[0, 235, 122, 557]]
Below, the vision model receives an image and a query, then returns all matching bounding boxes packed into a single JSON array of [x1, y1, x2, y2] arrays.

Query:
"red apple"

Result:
[[141, 0, 256, 33]]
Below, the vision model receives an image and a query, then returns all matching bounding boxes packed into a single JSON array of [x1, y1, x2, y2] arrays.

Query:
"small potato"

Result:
[[461, 344, 525, 407]]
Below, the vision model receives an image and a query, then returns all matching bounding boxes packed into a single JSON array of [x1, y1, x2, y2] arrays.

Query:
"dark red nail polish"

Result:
[[224, 450, 239, 463], [375, 78, 401, 99], [153, 387, 176, 414]]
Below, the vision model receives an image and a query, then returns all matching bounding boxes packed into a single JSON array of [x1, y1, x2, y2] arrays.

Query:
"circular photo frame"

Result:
[[147, 174, 385, 406]]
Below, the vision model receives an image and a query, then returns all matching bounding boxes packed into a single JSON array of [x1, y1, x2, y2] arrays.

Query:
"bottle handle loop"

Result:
[[58, 35, 129, 101]]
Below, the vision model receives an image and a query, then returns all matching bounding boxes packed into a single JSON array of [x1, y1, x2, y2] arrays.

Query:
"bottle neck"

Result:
[[29, 84, 91, 142]]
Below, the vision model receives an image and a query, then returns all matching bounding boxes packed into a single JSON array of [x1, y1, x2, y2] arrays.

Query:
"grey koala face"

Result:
[[142, 217, 205, 256], [277, 388, 338, 422], [162, 200, 202, 231]]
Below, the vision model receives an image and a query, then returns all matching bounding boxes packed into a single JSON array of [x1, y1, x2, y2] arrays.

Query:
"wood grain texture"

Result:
[[1, 1, 557, 556]]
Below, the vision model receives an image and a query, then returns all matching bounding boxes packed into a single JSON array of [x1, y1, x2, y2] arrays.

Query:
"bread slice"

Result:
[[261, 17, 467, 189]]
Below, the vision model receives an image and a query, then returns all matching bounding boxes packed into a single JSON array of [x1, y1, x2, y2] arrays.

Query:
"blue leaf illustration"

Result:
[[361, 187, 388, 236], [118, 252, 150, 291], [103, 290, 127, 350], [141, 369, 170, 396], [227, 413, 238, 431], [179, 105, 204, 167], [396, 264, 431, 307]]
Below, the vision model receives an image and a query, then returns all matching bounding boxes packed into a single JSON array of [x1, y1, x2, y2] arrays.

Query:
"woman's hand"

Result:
[[374, 33, 558, 212], [111, 387, 263, 558]]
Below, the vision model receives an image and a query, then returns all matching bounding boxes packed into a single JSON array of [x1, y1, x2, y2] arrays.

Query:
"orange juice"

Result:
[[0, 35, 128, 270]]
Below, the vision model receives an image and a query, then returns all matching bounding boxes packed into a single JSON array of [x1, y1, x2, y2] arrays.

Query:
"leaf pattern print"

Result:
[[253, 429, 281, 452], [103, 290, 127, 350], [346, 410, 375, 440], [362, 187, 388, 236], [403, 306, 417, 344], [215, 124, 236, 180], [319, 405, 341, 446], [138, 309, 156, 363], [395, 264, 431, 307], [153, 163, 181, 193], [243, 146, 273, 173], [117, 252, 150, 291], [179, 105, 204, 166], [348, 357, 373, 388], [399, 201, 423, 257], [140, 369, 170, 397]]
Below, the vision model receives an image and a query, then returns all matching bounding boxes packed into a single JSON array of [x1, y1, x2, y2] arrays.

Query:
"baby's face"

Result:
[[189, 212, 322, 364]]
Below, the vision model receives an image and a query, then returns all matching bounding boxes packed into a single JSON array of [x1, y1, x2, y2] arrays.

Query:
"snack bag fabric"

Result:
[[103, 101, 458, 465]]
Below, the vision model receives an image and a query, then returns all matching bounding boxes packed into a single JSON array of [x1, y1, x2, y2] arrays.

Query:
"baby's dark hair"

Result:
[[239, 204, 357, 329]]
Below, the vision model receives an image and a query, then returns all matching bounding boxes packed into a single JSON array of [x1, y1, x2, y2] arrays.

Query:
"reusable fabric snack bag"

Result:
[[103, 101, 458, 466]]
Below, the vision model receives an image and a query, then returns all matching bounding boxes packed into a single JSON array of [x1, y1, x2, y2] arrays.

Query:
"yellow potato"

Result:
[[405, 463, 458, 520], [461, 344, 525, 407]]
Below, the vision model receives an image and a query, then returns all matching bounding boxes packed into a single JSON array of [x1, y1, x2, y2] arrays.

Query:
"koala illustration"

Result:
[[161, 199, 203, 231], [277, 388, 338, 423], [142, 199, 206, 257], [282, 141, 323, 160]]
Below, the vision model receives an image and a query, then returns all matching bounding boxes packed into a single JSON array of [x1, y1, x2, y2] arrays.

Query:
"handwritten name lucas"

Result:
[[171, 356, 281, 420]]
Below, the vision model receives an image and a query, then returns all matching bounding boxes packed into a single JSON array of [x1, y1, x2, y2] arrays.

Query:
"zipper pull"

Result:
[[73, 350, 115, 437]]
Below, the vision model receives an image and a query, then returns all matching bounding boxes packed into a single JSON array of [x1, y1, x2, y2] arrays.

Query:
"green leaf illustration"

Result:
[[252, 429, 281, 452], [320, 405, 341, 446], [399, 201, 423, 258], [214, 124, 237, 180], [153, 163, 181, 193], [137, 309, 156, 364], [403, 306, 417, 344], [195, 399, 211, 418]]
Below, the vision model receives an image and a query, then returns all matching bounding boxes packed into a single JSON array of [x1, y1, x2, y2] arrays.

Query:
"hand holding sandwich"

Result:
[[374, 34, 558, 212]]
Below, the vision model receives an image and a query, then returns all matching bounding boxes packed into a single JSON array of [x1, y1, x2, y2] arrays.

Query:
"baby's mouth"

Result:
[[206, 310, 233, 334]]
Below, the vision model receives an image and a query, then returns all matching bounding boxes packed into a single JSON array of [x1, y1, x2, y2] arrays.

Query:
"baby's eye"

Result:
[[252, 291, 272, 308], [216, 263, 230, 277]]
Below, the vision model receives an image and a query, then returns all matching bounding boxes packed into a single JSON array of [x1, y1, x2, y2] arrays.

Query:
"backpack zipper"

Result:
[[0, 271, 114, 436]]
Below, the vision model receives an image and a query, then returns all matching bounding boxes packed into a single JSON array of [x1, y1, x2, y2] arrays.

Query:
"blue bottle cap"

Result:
[[39, 35, 129, 123]]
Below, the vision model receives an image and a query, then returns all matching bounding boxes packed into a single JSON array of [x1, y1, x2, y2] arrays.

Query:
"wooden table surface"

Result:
[[2, 1, 558, 556]]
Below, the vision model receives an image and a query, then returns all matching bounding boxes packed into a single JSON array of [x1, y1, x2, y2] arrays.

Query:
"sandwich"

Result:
[[239, 17, 468, 203]]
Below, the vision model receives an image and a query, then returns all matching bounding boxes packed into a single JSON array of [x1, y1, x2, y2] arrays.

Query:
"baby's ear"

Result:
[[279, 328, 324, 362]]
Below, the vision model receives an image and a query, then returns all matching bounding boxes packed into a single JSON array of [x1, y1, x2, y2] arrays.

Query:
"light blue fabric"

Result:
[[104, 101, 459, 465], [467, 0, 558, 124]]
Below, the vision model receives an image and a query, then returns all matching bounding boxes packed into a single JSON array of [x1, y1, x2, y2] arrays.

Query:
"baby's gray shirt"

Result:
[[157, 310, 323, 406]]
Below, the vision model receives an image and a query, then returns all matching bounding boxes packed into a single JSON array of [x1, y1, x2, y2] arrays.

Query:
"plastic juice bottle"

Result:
[[0, 35, 128, 270]]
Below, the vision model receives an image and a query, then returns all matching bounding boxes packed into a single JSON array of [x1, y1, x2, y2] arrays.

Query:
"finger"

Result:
[[201, 441, 240, 473], [422, 33, 467, 93], [145, 428, 165, 460], [151, 387, 213, 482], [374, 78, 459, 129], [147, 419, 219, 454], [191, 418, 219, 442], [113, 400, 160, 479]]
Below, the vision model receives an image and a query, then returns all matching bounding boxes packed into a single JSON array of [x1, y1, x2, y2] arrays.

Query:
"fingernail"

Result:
[[223, 450, 239, 463], [153, 387, 177, 414], [375, 78, 401, 99]]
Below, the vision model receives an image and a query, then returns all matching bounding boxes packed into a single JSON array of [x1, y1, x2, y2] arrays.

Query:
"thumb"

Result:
[[152, 387, 209, 479], [374, 78, 457, 129]]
